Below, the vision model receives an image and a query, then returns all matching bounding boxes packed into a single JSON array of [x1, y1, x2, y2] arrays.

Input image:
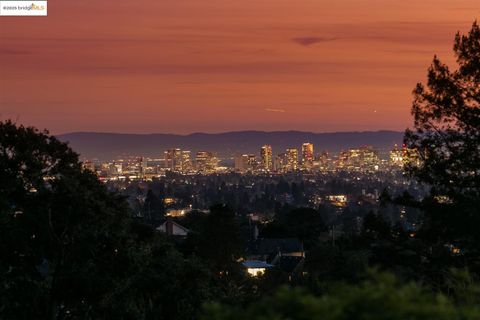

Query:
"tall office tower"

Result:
[[285, 148, 298, 171], [138, 157, 148, 177], [195, 151, 218, 173], [181, 151, 192, 173], [164, 148, 182, 171], [195, 151, 208, 172], [234, 153, 250, 173], [260, 145, 273, 171], [301, 142, 314, 169]]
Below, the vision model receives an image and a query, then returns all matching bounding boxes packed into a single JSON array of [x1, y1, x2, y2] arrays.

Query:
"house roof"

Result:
[[156, 220, 190, 234], [242, 260, 274, 269]]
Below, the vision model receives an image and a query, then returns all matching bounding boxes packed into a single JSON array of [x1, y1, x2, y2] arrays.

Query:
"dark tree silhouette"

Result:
[[186, 204, 244, 272], [405, 21, 480, 198], [403, 21, 480, 270], [0, 121, 214, 319]]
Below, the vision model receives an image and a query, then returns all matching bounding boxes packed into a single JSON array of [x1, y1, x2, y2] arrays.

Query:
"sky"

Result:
[[0, 0, 478, 134]]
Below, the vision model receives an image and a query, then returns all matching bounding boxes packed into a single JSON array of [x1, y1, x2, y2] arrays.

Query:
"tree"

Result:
[[0, 121, 214, 319], [403, 21, 480, 266], [261, 208, 326, 248], [186, 204, 244, 272], [202, 271, 480, 320], [405, 21, 480, 198], [144, 189, 165, 223], [0, 121, 134, 318]]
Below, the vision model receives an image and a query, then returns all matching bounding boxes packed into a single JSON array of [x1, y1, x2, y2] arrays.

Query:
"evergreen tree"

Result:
[[404, 21, 480, 261]]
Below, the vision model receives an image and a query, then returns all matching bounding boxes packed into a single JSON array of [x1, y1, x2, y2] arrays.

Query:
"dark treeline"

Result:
[[1, 21, 479, 320]]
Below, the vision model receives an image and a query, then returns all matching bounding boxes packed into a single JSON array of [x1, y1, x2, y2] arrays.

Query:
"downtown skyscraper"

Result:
[[301, 143, 314, 170], [260, 145, 273, 172]]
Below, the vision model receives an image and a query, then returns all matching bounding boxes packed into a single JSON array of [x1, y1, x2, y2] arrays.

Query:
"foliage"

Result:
[[202, 271, 480, 320], [0, 120, 214, 319], [185, 204, 244, 271], [405, 21, 480, 198], [261, 207, 326, 248], [403, 21, 480, 270]]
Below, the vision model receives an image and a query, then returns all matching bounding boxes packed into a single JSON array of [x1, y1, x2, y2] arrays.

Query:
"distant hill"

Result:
[[57, 130, 404, 161]]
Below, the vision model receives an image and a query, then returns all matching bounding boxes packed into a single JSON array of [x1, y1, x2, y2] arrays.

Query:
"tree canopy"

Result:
[[402, 21, 480, 261], [0, 121, 215, 319], [405, 21, 480, 198], [203, 272, 480, 320]]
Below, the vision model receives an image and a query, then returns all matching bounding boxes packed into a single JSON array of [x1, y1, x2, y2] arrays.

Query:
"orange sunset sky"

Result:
[[0, 0, 478, 134]]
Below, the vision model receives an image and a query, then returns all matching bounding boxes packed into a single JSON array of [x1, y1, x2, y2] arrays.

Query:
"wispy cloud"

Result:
[[265, 108, 286, 113], [292, 36, 337, 46]]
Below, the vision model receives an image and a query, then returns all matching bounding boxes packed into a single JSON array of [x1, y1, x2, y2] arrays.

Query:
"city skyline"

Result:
[[86, 141, 408, 181], [1, 1, 478, 134]]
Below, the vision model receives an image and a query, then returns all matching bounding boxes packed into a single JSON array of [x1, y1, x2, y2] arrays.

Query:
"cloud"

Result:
[[265, 108, 286, 113], [292, 36, 337, 46]]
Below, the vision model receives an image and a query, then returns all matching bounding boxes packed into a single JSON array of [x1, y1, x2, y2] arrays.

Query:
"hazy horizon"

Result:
[[57, 128, 404, 136]]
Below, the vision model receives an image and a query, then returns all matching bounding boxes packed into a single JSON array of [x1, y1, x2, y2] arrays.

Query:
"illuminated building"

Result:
[[164, 197, 176, 205], [234, 153, 249, 173], [181, 151, 192, 173], [389, 145, 403, 167], [286, 148, 298, 171], [242, 260, 273, 277], [315, 151, 331, 171], [166, 208, 188, 217], [337, 146, 379, 172], [301, 143, 314, 170], [195, 151, 219, 173], [361, 146, 378, 169], [164, 148, 182, 171], [260, 145, 273, 172], [138, 157, 148, 178], [326, 195, 348, 207], [195, 151, 209, 172], [274, 149, 298, 173]]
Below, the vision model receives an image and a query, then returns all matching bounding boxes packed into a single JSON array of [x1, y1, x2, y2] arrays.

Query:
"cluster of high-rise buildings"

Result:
[[163, 149, 219, 174], [337, 146, 380, 172], [83, 149, 221, 181], [83, 157, 149, 180], [235, 143, 316, 173], [83, 143, 420, 181]]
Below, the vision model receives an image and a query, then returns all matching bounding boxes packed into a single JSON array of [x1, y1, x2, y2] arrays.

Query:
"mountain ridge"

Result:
[[57, 130, 405, 160]]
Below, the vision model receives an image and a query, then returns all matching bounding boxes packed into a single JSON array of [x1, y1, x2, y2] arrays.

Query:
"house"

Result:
[[242, 260, 274, 277], [244, 238, 305, 277], [156, 217, 189, 237]]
